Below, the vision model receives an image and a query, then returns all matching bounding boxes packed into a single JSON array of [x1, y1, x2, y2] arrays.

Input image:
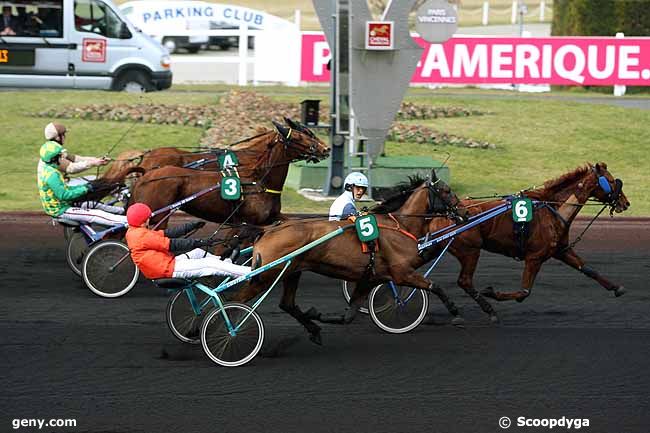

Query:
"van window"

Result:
[[1, 2, 63, 38], [74, 0, 123, 38]]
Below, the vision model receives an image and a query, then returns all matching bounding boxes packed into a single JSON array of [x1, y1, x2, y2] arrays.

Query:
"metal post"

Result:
[[238, 22, 248, 86], [482, 1, 489, 26]]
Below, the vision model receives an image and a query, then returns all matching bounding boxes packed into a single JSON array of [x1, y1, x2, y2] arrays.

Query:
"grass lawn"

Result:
[[1, 85, 647, 217]]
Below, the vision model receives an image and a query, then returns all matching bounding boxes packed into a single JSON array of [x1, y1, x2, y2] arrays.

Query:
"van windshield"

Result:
[[1, 1, 63, 38], [74, 0, 124, 38]]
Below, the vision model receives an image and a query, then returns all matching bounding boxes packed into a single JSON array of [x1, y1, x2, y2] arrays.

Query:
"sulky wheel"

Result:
[[341, 281, 370, 314], [65, 231, 89, 277], [82, 240, 139, 298], [167, 289, 214, 345], [201, 303, 264, 367], [369, 283, 429, 334]]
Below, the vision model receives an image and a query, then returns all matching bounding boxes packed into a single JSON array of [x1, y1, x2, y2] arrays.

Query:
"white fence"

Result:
[[470, 1, 552, 26]]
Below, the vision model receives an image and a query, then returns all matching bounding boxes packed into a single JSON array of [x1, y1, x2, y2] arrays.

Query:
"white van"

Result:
[[0, 0, 172, 91], [119, 1, 210, 54]]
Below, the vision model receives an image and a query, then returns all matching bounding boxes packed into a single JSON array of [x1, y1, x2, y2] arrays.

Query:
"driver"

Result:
[[125, 203, 251, 280], [37, 136, 127, 226], [328, 172, 368, 221]]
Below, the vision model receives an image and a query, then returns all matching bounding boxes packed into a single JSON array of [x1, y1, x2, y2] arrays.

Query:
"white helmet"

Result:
[[344, 172, 369, 191], [44, 122, 66, 141]]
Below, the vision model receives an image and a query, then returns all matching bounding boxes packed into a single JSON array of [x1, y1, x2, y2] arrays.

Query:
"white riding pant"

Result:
[[80, 201, 125, 215], [59, 206, 128, 227], [173, 248, 251, 279]]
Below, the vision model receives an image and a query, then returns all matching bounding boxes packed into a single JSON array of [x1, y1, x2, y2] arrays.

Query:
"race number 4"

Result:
[[221, 176, 241, 200], [218, 151, 239, 170], [355, 214, 380, 242], [512, 198, 533, 223]]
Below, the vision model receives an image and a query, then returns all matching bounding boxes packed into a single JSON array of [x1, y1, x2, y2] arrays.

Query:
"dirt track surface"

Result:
[[1, 213, 649, 433]]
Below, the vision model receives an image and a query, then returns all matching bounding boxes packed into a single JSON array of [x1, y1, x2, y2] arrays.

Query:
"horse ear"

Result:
[[430, 169, 438, 182], [272, 120, 289, 138], [284, 117, 299, 129]]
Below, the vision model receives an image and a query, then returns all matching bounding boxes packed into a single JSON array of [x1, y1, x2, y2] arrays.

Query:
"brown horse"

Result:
[[227, 174, 469, 344], [103, 118, 315, 179], [424, 162, 630, 321], [128, 121, 329, 226]]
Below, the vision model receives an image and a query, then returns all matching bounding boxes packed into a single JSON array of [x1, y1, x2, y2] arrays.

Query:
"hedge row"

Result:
[[552, 0, 650, 36]]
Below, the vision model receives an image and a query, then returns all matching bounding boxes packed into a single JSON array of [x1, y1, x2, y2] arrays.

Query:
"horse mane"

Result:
[[372, 174, 427, 214], [527, 163, 592, 200], [229, 129, 275, 151]]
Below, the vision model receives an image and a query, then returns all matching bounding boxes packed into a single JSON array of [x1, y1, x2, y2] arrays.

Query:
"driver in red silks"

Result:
[[125, 203, 251, 280]]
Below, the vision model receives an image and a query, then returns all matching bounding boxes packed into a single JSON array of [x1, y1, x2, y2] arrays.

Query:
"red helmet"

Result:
[[127, 203, 152, 227]]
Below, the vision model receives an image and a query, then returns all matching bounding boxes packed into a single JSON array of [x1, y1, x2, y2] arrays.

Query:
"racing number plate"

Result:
[[512, 198, 533, 223], [218, 151, 239, 170], [221, 176, 241, 200], [355, 214, 380, 242]]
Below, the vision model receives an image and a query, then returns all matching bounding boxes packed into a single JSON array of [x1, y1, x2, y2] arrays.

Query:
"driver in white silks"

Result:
[[38, 122, 124, 215], [328, 172, 369, 221]]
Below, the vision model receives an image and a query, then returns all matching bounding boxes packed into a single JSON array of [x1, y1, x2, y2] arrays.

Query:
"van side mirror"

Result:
[[119, 23, 132, 39]]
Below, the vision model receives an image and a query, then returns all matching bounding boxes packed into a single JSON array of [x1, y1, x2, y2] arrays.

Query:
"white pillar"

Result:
[[540, 1, 546, 22], [614, 32, 626, 96], [482, 1, 489, 26], [294, 9, 301, 28], [511, 1, 518, 24], [238, 23, 248, 86]]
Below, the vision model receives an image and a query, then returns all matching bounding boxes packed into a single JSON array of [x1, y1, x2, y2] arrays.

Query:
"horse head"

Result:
[[589, 162, 629, 214], [428, 169, 468, 221], [270, 119, 330, 163]]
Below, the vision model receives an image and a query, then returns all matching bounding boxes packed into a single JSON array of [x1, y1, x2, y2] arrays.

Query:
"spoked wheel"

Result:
[[82, 240, 139, 298], [167, 289, 214, 345], [201, 303, 264, 367], [65, 231, 89, 277], [341, 281, 370, 314], [369, 283, 429, 334]]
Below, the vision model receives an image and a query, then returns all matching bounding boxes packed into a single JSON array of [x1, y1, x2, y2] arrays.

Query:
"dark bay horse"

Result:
[[103, 118, 315, 179], [425, 162, 629, 320], [227, 174, 469, 344], [128, 121, 329, 226]]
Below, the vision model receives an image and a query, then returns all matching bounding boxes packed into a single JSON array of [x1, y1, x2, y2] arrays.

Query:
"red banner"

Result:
[[301, 33, 650, 86]]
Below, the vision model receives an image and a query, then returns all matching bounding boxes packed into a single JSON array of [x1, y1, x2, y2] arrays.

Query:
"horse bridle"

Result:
[[593, 167, 623, 206], [274, 121, 324, 163], [426, 179, 463, 221]]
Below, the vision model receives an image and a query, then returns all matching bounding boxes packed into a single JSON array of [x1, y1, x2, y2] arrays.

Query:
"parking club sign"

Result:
[[365, 21, 394, 50]]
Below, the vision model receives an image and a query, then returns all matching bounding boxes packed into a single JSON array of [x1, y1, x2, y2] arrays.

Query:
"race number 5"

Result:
[[221, 176, 241, 200], [218, 151, 239, 170], [512, 198, 533, 223], [355, 214, 379, 242]]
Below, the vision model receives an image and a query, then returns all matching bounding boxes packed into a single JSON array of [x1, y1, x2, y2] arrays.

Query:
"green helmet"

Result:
[[40, 141, 65, 163]]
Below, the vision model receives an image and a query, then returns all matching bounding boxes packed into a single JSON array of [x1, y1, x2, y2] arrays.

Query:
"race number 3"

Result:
[[221, 176, 241, 200], [512, 198, 533, 223], [355, 214, 379, 242], [218, 151, 239, 169]]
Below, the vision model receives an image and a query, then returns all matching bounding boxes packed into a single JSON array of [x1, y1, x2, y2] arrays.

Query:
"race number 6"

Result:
[[512, 198, 533, 223], [221, 176, 241, 200]]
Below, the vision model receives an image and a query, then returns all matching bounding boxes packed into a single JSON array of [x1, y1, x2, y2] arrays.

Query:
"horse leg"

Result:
[[554, 248, 625, 297], [482, 258, 543, 302], [317, 280, 373, 325], [278, 272, 323, 345], [456, 252, 499, 324]]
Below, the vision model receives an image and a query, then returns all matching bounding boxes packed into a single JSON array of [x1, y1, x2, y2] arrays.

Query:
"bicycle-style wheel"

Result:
[[369, 283, 429, 334], [201, 303, 264, 367], [65, 231, 89, 277], [341, 281, 369, 314], [167, 289, 214, 344], [82, 240, 139, 298]]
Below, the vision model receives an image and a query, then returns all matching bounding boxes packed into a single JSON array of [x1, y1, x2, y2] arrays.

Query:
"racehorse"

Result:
[[128, 121, 329, 226], [227, 173, 469, 345], [102, 118, 315, 179], [425, 162, 629, 320]]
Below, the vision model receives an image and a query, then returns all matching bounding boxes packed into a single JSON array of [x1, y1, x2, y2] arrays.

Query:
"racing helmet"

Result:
[[127, 203, 153, 227], [44, 122, 66, 141], [39, 141, 65, 164], [344, 172, 369, 191]]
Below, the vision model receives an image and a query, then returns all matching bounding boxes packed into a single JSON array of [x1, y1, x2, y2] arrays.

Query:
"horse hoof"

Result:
[[481, 287, 497, 299], [614, 286, 626, 297], [451, 316, 465, 328], [309, 332, 322, 346], [304, 307, 321, 320], [489, 314, 499, 325]]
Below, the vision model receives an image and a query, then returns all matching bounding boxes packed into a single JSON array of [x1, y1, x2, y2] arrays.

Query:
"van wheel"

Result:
[[114, 70, 153, 93], [187, 46, 200, 54]]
